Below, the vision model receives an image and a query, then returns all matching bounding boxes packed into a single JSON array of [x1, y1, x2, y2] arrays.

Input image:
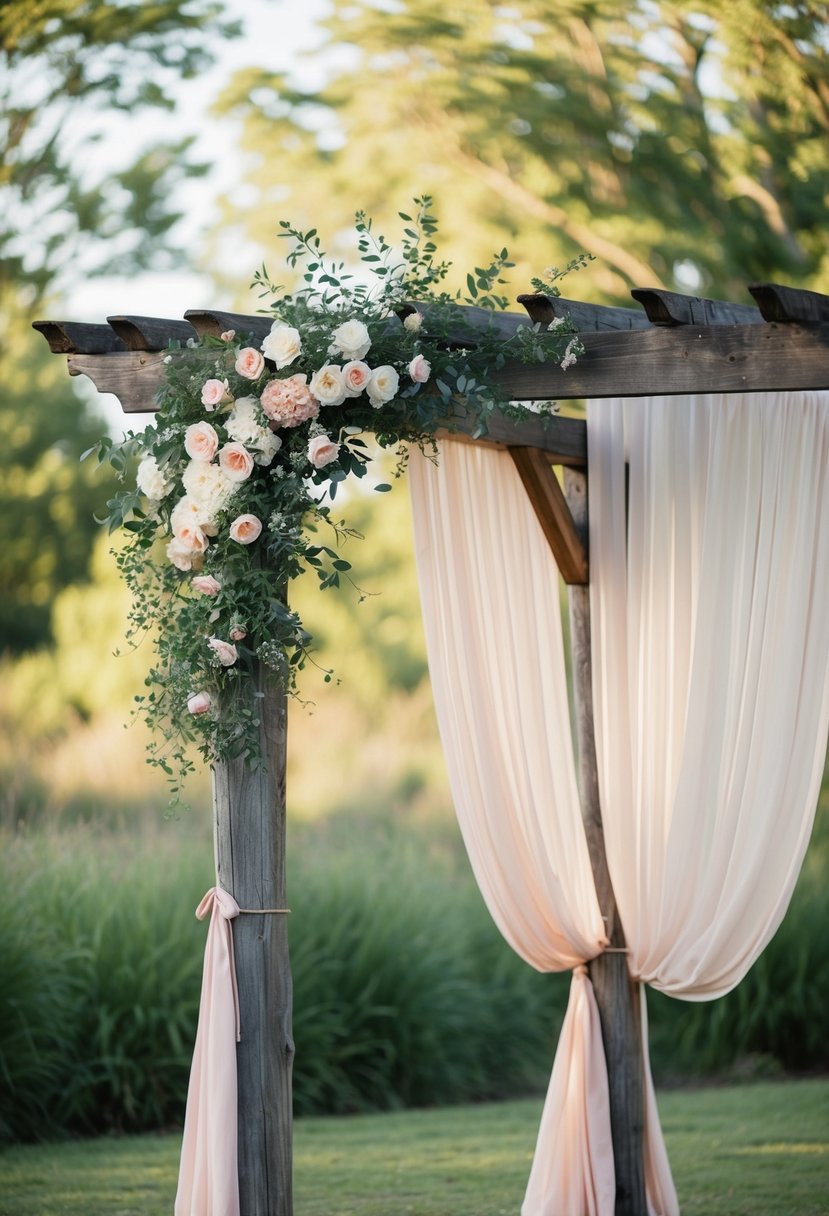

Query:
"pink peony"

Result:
[[229, 514, 262, 545], [235, 347, 266, 380], [201, 378, 233, 411], [218, 441, 255, 482], [260, 375, 319, 428], [192, 575, 221, 596], [187, 691, 212, 715], [308, 434, 340, 469], [408, 354, 431, 384], [208, 637, 238, 666], [184, 421, 220, 462]]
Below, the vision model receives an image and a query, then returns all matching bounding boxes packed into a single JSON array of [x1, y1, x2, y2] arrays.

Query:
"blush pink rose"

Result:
[[201, 378, 233, 411], [184, 421, 220, 462], [260, 375, 319, 428], [229, 514, 262, 544], [218, 441, 255, 482], [173, 522, 209, 554], [208, 637, 238, 666], [342, 360, 371, 397], [235, 347, 265, 380], [187, 691, 212, 715], [192, 574, 221, 596], [408, 354, 431, 384], [229, 625, 247, 642], [167, 538, 200, 572], [308, 434, 340, 469]]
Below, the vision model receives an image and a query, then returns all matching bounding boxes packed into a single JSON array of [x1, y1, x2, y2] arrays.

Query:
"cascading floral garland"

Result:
[[91, 198, 589, 799]]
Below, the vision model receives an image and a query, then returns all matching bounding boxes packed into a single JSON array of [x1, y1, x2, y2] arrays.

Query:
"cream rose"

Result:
[[219, 442, 255, 482], [136, 455, 172, 500], [229, 514, 263, 545], [192, 575, 221, 596], [261, 321, 302, 369], [309, 364, 347, 407], [172, 521, 209, 554], [308, 434, 340, 469], [187, 691, 212, 715], [235, 347, 266, 380], [408, 354, 431, 384], [184, 421, 220, 462], [208, 637, 238, 666], [330, 318, 371, 361], [342, 360, 371, 397], [367, 364, 400, 407], [201, 378, 233, 411]]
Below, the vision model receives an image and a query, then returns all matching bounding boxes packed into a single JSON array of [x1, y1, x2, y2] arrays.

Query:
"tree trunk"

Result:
[[564, 468, 647, 1216], [213, 662, 294, 1216]]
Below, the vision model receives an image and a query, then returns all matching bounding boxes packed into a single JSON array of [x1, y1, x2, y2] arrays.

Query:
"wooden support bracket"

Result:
[[508, 447, 589, 584]]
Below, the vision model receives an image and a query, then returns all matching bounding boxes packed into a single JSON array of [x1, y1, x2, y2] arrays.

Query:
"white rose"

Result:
[[309, 364, 347, 407], [224, 396, 264, 446], [367, 364, 400, 407], [136, 455, 172, 500], [330, 319, 371, 361], [261, 321, 302, 369], [181, 460, 236, 514]]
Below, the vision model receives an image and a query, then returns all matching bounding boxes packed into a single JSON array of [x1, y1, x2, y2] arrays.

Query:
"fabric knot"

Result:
[[195, 885, 241, 922], [573, 963, 589, 978]]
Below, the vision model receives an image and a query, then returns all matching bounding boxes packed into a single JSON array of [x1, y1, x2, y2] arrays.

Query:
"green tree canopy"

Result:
[[216, 0, 829, 303]]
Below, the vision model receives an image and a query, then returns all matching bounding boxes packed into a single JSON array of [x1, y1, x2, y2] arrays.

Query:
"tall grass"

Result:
[[1, 793, 827, 1143]]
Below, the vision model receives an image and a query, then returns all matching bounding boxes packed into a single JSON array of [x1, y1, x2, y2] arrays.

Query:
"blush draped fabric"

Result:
[[175, 887, 241, 1216], [408, 390, 829, 1216]]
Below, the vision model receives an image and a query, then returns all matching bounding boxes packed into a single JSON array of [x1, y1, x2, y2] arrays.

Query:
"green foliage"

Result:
[[95, 201, 583, 798], [216, 0, 829, 303]]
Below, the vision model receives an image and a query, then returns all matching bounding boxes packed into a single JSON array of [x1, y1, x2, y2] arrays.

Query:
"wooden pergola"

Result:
[[35, 280, 829, 1216]]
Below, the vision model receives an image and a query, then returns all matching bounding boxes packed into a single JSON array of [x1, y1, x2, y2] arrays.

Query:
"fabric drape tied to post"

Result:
[[409, 390, 829, 1216], [175, 887, 241, 1216]]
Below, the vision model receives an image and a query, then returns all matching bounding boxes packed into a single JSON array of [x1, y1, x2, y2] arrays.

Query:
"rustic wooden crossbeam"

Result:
[[34, 281, 829, 1216]]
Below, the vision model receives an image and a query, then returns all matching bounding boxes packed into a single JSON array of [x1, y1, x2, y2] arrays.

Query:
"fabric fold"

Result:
[[175, 886, 241, 1216]]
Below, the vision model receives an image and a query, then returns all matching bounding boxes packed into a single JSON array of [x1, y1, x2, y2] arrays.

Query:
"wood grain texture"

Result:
[[508, 448, 588, 583], [185, 309, 275, 344], [213, 663, 294, 1216], [565, 469, 646, 1216], [106, 315, 197, 351], [517, 292, 651, 332], [630, 288, 761, 327], [494, 322, 829, 399], [66, 351, 167, 412], [749, 282, 829, 323], [32, 320, 126, 354]]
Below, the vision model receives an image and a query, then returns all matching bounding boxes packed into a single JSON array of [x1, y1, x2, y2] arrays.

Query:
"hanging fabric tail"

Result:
[[175, 886, 242, 1216], [522, 967, 615, 1216]]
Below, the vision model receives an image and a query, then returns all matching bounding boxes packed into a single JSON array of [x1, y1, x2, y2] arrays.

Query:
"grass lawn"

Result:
[[0, 1080, 826, 1216]]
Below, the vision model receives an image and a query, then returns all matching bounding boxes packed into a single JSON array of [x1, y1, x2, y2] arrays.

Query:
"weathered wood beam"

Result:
[[496, 322, 829, 398], [185, 309, 274, 343], [749, 282, 829, 324], [32, 320, 127, 354], [517, 292, 651, 332], [214, 662, 294, 1216], [67, 351, 167, 412], [508, 448, 588, 583], [564, 469, 646, 1216], [107, 315, 198, 351], [630, 288, 761, 327]]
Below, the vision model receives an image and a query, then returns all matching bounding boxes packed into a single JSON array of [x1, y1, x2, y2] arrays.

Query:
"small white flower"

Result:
[[403, 311, 423, 332], [548, 316, 567, 331]]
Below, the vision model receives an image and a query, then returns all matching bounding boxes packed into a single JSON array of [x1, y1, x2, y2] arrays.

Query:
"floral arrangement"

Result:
[[92, 198, 588, 798]]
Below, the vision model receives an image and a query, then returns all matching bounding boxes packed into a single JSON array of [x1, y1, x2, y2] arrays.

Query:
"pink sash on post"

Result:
[[175, 887, 241, 1216]]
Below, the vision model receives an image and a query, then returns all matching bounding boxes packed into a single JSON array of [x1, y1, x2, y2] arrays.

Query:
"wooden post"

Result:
[[564, 468, 647, 1216], [213, 662, 294, 1216]]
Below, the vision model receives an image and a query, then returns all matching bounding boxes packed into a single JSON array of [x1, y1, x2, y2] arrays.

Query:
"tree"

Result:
[[0, 0, 239, 652], [215, 0, 829, 303]]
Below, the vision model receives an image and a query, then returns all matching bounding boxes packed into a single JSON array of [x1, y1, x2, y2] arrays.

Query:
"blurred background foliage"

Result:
[[1, 0, 828, 1143]]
